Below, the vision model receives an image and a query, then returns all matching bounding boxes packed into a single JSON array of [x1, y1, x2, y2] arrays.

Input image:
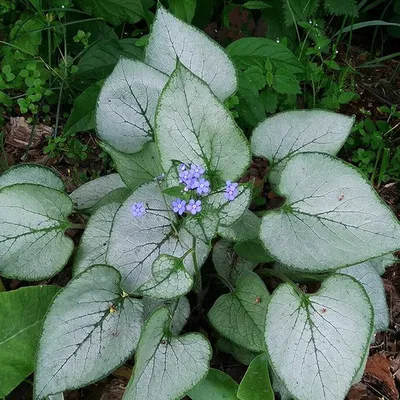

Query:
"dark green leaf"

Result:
[[272, 70, 301, 94], [74, 0, 153, 25], [238, 354, 274, 400], [100, 141, 163, 191], [283, 0, 318, 25], [77, 39, 143, 81], [192, 0, 214, 27], [64, 81, 102, 136], [188, 369, 239, 400], [163, 185, 187, 197], [234, 240, 275, 263], [260, 89, 278, 113], [208, 270, 270, 352], [244, 66, 267, 91], [9, 12, 43, 54], [236, 71, 266, 126], [324, 60, 340, 70], [243, 1, 271, 9], [324, 0, 357, 16], [0, 286, 58, 397], [227, 38, 304, 74], [338, 91, 356, 104], [170, 0, 197, 23], [378, 148, 390, 185]]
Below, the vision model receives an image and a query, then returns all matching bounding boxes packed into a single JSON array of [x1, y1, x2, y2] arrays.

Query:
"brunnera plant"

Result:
[[0, 5, 399, 400]]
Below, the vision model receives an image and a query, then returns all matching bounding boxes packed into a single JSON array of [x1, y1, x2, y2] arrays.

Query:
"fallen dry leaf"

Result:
[[364, 353, 399, 400], [347, 383, 368, 400]]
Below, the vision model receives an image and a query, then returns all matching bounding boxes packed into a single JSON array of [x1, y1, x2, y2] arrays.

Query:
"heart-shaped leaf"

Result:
[[145, 6, 236, 101], [64, 81, 102, 136], [73, 203, 120, 275], [0, 184, 74, 280], [260, 153, 400, 272], [96, 58, 168, 153], [143, 296, 190, 335], [123, 307, 212, 400], [0, 164, 64, 191], [0, 286, 58, 397], [208, 270, 270, 352], [251, 110, 354, 164], [69, 173, 127, 212], [34, 265, 143, 399], [251, 110, 354, 184], [188, 369, 239, 400], [339, 262, 389, 332], [183, 207, 220, 243], [138, 254, 194, 299], [155, 63, 250, 182], [107, 181, 210, 293], [237, 353, 274, 400], [213, 240, 256, 286], [234, 240, 275, 263], [218, 210, 260, 242], [363, 254, 398, 275], [206, 183, 252, 227], [100, 141, 163, 191], [265, 274, 373, 400]]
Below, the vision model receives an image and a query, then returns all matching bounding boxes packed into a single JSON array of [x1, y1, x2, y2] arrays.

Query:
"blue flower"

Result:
[[131, 202, 146, 217], [190, 164, 205, 179], [178, 163, 207, 191], [186, 199, 202, 215], [179, 169, 194, 186], [172, 198, 186, 215], [224, 181, 239, 201], [194, 178, 211, 195]]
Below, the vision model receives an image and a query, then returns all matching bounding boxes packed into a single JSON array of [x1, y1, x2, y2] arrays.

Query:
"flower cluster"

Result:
[[169, 163, 210, 216], [179, 163, 210, 195], [131, 163, 239, 219]]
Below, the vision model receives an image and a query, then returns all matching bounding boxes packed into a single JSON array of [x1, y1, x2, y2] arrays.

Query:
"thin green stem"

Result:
[[371, 143, 383, 186], [345, 16, 354, 61], [370, 0, 393, 54], [285, 0, 301, 44], [53, 81, 64, 138], [0, 41, 67, 86], [180, 248, 194, 261], [47, 17, 52, 88], [332, 16, 347, 57], [191, 237, 203, 321]]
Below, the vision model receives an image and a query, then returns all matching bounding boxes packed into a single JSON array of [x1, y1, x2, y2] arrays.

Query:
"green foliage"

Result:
[[44, 132, 90, 161], [237, 354, 274, 400], [0, 285, 58, 397], [188, 369, 239, 400], [0, 2, 398, 400], [227, 32, 357, 127], [74, 0, 154, 25], [169, 0, 197, 23], [344, 105, 400, 184]]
